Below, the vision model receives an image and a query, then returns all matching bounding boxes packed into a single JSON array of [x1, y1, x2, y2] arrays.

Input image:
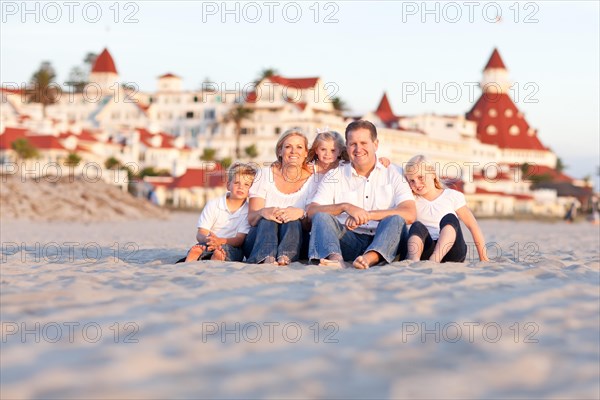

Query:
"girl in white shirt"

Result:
[[404, 155, 489, 263]]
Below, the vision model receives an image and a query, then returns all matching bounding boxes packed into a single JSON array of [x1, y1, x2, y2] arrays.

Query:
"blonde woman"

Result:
[[244, 129, 315, 265]]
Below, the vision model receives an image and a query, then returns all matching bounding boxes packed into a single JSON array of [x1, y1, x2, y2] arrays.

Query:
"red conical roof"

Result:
[[159, 73, 180, 79], [466, 93, 546, 151], [375, 92, 397, 126], [484, 48, 506, 71], [91, 48, 118, 74]]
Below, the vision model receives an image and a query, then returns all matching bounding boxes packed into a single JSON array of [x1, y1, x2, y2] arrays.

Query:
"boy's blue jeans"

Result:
[[308, 213, 406, 264], [244, 219, 303, 263]]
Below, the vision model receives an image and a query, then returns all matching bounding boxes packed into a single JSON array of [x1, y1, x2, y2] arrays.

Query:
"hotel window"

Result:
[[486, 125, 497, 135], [504, 109, 513, 117], [488, 108, 497, 117], [193, 96, 198, 103], [275, 127, 281, 135], [509, 125, 520, 136], [204, 109, 215, 120], [186, 111, 194, 119]]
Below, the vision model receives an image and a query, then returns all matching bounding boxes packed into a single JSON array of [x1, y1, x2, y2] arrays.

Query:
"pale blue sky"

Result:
[[1, 1, 598, 184]]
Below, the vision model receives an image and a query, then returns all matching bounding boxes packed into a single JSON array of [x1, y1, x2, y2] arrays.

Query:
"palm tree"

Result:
[[105, 156, 122, 170], [220, 157, 233, 169], [244, 144, 259, 159], [200, 147, 217, 161], [223, 105, 254, 159], [254, 68, 278, 85], [65, 66, 87, 94], [28, 61, 60, 117], [555, 157, 566, 173], [331, 96, 348, 113], [64, 153, 82, 167], [66, 52, 97, 94], [11, 138, 39, 161], [258, 68, 278, 79]]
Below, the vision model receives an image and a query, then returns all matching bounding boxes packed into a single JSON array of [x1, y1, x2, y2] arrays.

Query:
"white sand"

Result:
[[1, 213, 599, 399]]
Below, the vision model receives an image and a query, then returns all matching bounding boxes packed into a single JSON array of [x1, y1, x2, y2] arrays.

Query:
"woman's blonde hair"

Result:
[[404, 155, 444, 194], [307, 130, 349, 163], [275, 128, 308, 162]]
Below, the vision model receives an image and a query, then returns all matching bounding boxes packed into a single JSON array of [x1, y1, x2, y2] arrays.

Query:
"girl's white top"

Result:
[[415, 188, 466, 240], [249, 166, 317, 209]]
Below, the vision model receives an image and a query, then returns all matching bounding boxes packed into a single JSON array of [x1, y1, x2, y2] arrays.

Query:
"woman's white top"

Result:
[[249, 166, 317, 209], [415, 189, 466, 240]]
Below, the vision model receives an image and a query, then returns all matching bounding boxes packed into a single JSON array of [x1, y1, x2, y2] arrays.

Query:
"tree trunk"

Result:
[[235, 124, 241, 159]]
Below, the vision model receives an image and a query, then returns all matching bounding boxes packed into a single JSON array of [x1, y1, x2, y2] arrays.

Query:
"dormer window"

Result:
[[486, 125, 498, 135]]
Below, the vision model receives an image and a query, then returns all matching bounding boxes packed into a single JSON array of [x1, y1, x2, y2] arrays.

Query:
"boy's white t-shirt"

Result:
[[197, 194, 251, 238], [249, 166, 317, 209], [415, 189, 466, 240]]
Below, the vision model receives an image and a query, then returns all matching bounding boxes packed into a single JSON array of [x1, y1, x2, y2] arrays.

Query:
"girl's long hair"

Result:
[[404, 155, 444, 194], [307, 130, 349, 163]]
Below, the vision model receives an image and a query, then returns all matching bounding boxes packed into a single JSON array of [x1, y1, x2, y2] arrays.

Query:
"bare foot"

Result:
[[277, 255, 291, 266], [318, 254, 348, 268], [185, 244, 206, 262], [211, 248, 226, 261], [262, 256, 277, 265], [353, 251, 380, 269]]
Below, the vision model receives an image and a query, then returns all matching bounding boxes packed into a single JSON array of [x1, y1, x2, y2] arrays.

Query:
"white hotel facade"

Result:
[[0, 48, 584, 215]]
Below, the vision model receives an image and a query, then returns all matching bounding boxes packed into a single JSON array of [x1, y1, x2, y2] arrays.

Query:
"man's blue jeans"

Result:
[[308, 213, 406, 264]]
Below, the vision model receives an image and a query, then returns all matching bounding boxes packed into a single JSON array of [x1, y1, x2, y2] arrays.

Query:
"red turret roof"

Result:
[[268, 75, 319, 89], [375, 92, 398, 127], [484, 48, 506, 71], [91, 48, 118, 74], [159, 73, 180, 79], [466, 93, 546, 150], [468, 49, 547, 151]]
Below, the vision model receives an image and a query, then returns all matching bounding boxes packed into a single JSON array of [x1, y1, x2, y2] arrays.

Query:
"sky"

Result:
[[1, 0, 599, 185]]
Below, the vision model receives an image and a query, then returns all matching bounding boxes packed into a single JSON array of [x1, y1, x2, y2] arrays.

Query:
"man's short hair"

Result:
[[345, 120, 378, 142]]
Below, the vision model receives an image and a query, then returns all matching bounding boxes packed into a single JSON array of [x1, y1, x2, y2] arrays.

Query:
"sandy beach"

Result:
[[1, 212, 599, 399]]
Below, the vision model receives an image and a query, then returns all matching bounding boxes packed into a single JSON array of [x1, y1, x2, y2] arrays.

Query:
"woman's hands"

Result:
[[260, 207, 282, 223], [261, 207, 305, 223]]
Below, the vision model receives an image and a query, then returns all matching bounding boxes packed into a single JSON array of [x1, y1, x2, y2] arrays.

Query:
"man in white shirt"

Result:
[[307, 120, 416, 268]]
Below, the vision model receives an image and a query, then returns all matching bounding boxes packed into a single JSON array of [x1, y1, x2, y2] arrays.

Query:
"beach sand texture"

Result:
[[1, 212, 599, 399]]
